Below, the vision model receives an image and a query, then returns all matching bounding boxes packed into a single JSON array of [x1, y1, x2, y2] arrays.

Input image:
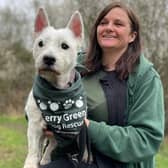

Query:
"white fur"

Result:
[[24, 8, 84, 168]]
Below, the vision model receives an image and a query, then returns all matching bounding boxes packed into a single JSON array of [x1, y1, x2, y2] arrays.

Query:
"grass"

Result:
[[0, 116, 27, 168], [156, 138, 168, 167], [0, 116, 168, 168]]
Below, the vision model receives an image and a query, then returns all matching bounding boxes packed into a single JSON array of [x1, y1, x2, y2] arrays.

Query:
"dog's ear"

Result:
[[35, 8, 50, 34], [67, 11, 84, 41]]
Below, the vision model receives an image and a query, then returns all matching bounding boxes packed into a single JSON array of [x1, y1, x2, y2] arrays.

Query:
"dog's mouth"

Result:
[[39, 68, 61, 76]]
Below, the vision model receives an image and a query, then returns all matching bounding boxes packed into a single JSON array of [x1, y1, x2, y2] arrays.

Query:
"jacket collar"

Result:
[[128, 54, 153, 88]]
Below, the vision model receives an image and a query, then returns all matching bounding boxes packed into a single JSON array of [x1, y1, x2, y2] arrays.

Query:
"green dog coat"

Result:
[[33, 71, 87, 147]]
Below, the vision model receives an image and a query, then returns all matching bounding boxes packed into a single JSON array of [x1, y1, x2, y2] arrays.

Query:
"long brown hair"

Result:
[[85, 2, 141, 80]]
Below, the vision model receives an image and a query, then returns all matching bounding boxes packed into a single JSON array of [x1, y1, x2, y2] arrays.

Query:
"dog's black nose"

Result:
[[43, 56, 56, 66]]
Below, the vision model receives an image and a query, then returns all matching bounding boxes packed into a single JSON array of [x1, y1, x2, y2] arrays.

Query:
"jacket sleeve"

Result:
[[88, 70, 165, 163]]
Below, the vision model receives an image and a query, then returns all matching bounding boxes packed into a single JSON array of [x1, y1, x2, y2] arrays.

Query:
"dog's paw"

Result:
[[23, 160, 39, 168], [40, 158, 50, 166], [23, 164, 39, 168]]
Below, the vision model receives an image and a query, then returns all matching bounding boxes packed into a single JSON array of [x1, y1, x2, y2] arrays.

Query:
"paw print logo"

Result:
[[37, 99, 47, 110], [75, 96, 84, 108], [48, 101, 59, 112], [63, 99, 75, 110]]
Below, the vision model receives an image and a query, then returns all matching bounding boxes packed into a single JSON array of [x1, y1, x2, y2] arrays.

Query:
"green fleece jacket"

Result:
[[82, 55, 165, 168]]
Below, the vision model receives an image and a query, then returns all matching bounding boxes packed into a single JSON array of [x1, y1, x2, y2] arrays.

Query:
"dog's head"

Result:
[[33, 8, 84, 88]]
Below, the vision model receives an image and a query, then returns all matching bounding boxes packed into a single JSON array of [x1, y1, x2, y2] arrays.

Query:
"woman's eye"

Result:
[[100, 21, 107, 25], [61, 43, 69, 50], [116, 23, 122, 26], [38, 40, 44, 47], [115, 21, 124, 26]]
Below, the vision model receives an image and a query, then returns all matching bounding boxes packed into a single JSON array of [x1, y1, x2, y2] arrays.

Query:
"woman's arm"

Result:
[[87, 73, 165, 163]]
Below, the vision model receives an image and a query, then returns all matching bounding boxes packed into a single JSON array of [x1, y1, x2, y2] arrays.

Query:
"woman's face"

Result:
[[97, 7, 136, 52]]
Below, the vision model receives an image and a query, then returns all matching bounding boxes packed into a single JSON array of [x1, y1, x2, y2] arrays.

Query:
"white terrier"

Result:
[[24, 8, 90, 168]]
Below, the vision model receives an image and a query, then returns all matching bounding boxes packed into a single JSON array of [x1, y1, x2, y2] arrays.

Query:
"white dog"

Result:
[[24, 8, 91, 168]]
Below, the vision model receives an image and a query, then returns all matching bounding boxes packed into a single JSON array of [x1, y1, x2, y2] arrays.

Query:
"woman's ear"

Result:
[[129, 31, 137, 43]]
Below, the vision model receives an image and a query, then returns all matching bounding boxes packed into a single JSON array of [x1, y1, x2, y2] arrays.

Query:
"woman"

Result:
[[42, 2, 165, 168], [83, 1, 164, 168]]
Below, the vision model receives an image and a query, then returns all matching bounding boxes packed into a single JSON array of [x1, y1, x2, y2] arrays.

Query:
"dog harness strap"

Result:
[[33, 70, 87, 146]]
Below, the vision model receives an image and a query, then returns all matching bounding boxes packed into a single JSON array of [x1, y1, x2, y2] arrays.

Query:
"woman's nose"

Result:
[[106, 22, 114, 32]]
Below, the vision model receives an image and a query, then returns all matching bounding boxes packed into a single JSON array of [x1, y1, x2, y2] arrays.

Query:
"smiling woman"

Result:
[[97, 8, 136, 49], [82, 1, 164, 168], [86, 2, 141, 78], [97, 7, 137, 71]]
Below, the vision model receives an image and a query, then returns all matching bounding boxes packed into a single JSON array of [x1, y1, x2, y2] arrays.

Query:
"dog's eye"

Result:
[[38, 40, 44, 47], [61, 43, 69, 50]]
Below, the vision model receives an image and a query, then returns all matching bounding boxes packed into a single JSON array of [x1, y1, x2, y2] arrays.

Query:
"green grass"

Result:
[[0, 116, 27, 168], [0, 116, 168, 168], [156, 154, 168, 167], [156, 138, 168, 168]]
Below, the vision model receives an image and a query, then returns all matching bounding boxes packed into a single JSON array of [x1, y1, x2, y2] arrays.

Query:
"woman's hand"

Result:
[[84, 118, 90, 127], [43, 128, 54, 137]]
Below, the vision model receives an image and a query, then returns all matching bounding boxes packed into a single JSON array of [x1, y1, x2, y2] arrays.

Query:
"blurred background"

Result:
[[0, 0, 167, 167]]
